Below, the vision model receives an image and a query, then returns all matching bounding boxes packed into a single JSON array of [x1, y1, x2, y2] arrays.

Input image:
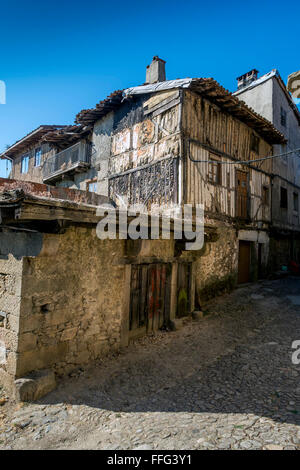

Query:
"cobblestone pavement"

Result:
[[1, 277, 300, 450]]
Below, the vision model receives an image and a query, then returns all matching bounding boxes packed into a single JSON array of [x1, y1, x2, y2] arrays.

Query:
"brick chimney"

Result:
[[236, 69, 259, 90], [145, 56, 166, 84]]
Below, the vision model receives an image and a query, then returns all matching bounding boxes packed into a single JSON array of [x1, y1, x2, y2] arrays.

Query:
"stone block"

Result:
[[192, 310, 204, 321], [169, 318, 183, 331], [14, 378, 37, 402], [14, 369, 56, 402], [60, 327, 78, 342]]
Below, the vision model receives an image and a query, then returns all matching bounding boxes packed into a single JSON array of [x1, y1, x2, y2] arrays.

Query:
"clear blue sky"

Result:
[[1, 0, 299, 177]]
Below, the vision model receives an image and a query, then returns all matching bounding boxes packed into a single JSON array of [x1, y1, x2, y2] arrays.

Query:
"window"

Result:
[[86, 180, 97, 193], [293, 192, 299, 212], [208, 158, 221, 185], [250, 134, 260, 154], [280, 107, 287, 127], [21, 155, 29, 173], [280, 187, 288, 209], [262, 186, 269, 205], [34, 148, 42, 167]]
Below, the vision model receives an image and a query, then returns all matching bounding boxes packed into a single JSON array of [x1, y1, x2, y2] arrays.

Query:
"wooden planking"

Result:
[[184, 91, 273, 170], [183, 90, 273, 220], [129, 263, 172, 334], [187, 139, 272, 220]]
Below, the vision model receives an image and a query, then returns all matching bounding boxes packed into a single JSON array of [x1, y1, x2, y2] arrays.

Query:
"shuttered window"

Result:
[[21, 155, 29, 173], [208, 158, 221, 185]]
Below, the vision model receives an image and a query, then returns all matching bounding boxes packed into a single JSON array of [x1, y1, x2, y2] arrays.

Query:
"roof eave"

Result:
[[0, 125, 67, 159]]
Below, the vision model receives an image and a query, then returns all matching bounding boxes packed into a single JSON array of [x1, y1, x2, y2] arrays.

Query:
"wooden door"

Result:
[[238, 241, 251, 284], [236, 171, 248, 218], [130, 264, 172, 334], [176, 263, 191, 318], [258, 243, 263, 279]]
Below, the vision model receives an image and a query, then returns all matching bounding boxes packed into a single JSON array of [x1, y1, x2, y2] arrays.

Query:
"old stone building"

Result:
[[0, 58, 287, 399], [1, 125, 67, 183], [234, 69, 300, 269]]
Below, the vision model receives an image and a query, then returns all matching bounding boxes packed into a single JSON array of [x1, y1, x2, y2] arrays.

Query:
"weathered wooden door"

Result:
[[236, 171, 248, 218], [258, 243, 263, 279], [238, 241, 251, 284], [130, 264, 172, 334], [176, 263, 191, 318]]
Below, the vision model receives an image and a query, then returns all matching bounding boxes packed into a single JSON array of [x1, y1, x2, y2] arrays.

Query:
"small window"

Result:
[[86, 180, 97, 193], [293, 192, 298, 212], [250, 134, 260, 154], [34, 148, 42, 167], [208, 158, 221, 185], [21, 155, 29, 173], [281, 107, 287, 127], [262, 186, 269, 205], [280, 187, 288, 209]]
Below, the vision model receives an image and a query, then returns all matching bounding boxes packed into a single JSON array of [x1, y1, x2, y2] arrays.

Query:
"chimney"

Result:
[[145, 56, 166, 84], [236, 69, 259, 90]]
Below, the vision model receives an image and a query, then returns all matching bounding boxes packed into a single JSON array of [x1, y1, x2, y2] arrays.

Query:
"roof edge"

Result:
[[0, 125, 68, 159]]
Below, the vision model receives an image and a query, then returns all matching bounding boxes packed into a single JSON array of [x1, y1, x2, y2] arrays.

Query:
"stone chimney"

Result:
[[287, 71, 300, 98], [145, 56, 166, 84], [236, 69, 259, 90]]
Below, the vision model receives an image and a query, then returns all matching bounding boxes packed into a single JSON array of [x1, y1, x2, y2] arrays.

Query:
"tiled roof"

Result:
[[76, 78, 285, 144]]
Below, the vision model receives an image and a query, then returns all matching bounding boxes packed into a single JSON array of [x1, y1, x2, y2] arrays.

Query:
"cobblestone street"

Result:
[[1, 277, 300, 450]]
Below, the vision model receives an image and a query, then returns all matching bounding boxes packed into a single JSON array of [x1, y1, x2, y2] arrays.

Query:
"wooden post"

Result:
[[170, 262, 178, 321]]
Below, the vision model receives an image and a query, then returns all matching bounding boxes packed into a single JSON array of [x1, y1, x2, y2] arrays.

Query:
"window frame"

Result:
[[262, 185, 269, 206], [21, 154, 29, 174], [34, 147, 42, 167], [280, 107, 287, 128], [280, 186, 288, 209], [250, 133, 260, 154], [86, 179, 98, 193], [293, 192, 299, 212], [208, 156, 222, 185]]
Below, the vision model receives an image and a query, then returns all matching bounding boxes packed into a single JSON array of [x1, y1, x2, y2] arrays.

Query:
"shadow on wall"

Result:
[[0, 231, 43, 260]]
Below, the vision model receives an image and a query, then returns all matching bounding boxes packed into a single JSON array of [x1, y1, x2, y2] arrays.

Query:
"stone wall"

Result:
[[0, 229, 45, 391], [0, 253, 23, 391], [16, 227, 127, 377], [1, 217, 272, 398], [193, 224, 238, 302]]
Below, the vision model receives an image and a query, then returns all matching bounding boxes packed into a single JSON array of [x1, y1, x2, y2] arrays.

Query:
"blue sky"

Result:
[[1, 0, 299, 177]]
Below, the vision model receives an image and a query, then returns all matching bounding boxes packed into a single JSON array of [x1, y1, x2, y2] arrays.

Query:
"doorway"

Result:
[[129, 263, 172, 335], [238, 241, 251, 284], [176, 263, 192, 318]]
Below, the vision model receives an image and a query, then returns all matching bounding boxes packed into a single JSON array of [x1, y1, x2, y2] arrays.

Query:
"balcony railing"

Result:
[[43, 141, 90, 183]]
